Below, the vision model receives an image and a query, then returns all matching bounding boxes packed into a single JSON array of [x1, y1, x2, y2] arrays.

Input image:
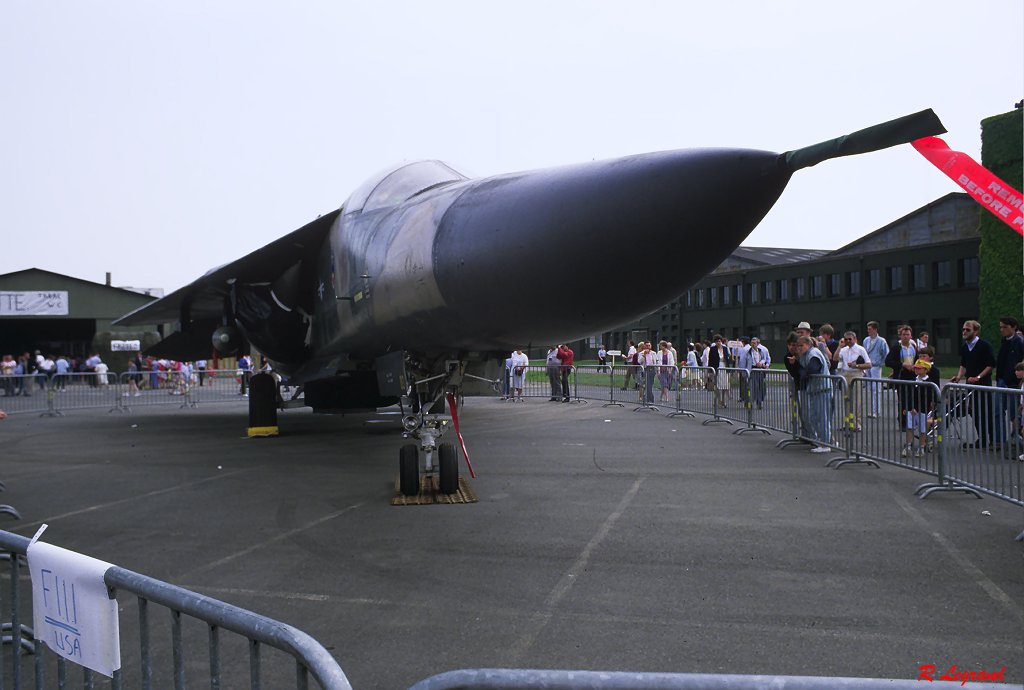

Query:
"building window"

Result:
[[867, 269, 881, 294], [722, 286, 730, 306], [794, 277, 806, 300], [911, 263, 927, 291], [889, 266, 903, 291], [734, 284, 743, 305], [934, 319, 953, 355], [750, 282, 760, 304], [811, 275, 823, 298], [847, 271, 861, 296], [961, 257, 979, 286], [709, 287, 718, 307], [934, 260, 952, 288], [697, 289, 705, 308], [829, 273, 841, 297], [777, 279, 790, 301], [763, 281, 774, 302]]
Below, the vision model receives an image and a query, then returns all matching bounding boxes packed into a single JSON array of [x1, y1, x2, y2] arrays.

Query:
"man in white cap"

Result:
[[796, 321, 828, 359]]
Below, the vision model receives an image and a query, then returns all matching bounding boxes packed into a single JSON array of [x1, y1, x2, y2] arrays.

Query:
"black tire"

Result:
[[399, 444, 419, 496], [438, 442, 459, 495]]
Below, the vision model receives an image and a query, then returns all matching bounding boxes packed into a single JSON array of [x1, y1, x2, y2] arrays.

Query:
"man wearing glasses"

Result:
[[951, 320, 996, 448]]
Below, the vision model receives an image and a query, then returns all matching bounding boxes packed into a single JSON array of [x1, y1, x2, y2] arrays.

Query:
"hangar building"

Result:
[[0, 268, 161, 361]]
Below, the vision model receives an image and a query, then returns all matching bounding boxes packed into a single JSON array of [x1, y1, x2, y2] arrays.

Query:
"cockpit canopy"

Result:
[[344, 160, 469, 214]]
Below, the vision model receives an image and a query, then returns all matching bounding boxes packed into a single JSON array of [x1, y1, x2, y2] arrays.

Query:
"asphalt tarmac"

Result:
[[1, 398, 1021, 689]]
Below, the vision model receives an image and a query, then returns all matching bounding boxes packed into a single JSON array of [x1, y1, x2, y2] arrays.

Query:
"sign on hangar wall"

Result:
[[0, 291, 69, 316]]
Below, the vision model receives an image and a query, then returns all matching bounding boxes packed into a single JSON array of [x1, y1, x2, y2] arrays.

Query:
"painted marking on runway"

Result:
[[14, 469, 251, 531], [892, 492, 1023, 624], [506, 475, 646, 664], [178, 503, 365, 578]]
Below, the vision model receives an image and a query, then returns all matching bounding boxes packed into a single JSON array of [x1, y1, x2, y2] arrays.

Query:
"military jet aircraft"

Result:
[[116, 109, 945, 495]]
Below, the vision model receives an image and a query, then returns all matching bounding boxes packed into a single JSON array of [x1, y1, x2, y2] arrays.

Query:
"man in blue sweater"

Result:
[[951, 320, 996, 448]]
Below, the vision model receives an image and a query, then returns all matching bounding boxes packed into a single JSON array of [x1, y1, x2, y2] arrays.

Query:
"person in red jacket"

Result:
[[556, 344, 574, 402]]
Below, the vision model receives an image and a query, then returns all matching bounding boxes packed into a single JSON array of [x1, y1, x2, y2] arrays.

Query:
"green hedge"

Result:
[[978, 108, 1023, 344]]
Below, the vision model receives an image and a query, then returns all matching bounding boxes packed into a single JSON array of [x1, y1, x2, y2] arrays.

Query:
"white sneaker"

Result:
[[810, 446, 831, 453], [901, 445, 911, 458], [914, 448, 924, 458]]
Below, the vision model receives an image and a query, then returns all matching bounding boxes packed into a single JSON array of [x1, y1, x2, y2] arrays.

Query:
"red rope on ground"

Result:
[[446, 392, 476, 478]]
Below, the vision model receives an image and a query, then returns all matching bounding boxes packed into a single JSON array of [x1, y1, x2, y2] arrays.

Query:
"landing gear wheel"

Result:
[[399, 444, 419, 496], [438, 442, 459, 495]]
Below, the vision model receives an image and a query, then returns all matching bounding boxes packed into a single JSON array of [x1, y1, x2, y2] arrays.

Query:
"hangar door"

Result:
[[0, 318, 96, 359]]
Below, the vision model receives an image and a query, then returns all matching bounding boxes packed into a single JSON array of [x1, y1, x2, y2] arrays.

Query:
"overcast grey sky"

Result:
[[3, 1, 1021, 293]]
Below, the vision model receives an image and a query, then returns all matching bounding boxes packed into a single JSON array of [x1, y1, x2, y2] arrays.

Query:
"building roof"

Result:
[[714, 192, 978, 274], [0, 267, 153, 296], [732, 246, 830, 265], [831, 192, 978, 256], [0, 267, 159, 320]]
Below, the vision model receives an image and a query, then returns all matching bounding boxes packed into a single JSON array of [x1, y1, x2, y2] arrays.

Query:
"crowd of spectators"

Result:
[[497, 317, 1024, 462], [0, 351, 238, 397]]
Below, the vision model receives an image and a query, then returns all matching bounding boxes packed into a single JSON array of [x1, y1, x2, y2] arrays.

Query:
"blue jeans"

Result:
[[803, 390, 832, 445], [865, 367, 883, 415]]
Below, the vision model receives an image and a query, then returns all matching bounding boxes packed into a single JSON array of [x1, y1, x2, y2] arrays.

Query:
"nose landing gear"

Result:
[[397, 363, 462, 497], [398, 416, 459, 497]]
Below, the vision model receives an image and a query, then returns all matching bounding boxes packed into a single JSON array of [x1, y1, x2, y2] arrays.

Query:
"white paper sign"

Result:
[[110, 340, 140, 352], [0, 291, 69, 316], [27, 540, 121, 677]]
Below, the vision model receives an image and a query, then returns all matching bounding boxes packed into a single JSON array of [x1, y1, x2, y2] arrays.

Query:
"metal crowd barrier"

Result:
[[405, 668, 1020, 690], [608, 364, 641, 408], [841, 377, 944, 474], [0, 375, 51, 416], [936, 383, 1023, 505], [503, 365, 573, 402], [118, 367, 251, 410], [743, 369, 791, 438], [192, 367, 259, 403], [570, 365, 608, 405], [0, 369, 262, 416], [670, 365, 720, 423], [0, 529, 352, 690]]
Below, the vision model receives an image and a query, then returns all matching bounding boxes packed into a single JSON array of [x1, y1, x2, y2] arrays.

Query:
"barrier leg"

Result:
[[913, 396, 982, 498], [701, 372, 732, 426], [777, 389, 811, 448], [734, 398, 768, 435], [603, 369, 624, 408], [568, 368, 587, 405], [633, 369, 661, 413], [39, 384, 64, 418], [829, 391, 878, 468]]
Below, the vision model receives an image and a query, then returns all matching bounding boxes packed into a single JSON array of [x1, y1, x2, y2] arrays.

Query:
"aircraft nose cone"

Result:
[[434, 148, 791, 347]]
